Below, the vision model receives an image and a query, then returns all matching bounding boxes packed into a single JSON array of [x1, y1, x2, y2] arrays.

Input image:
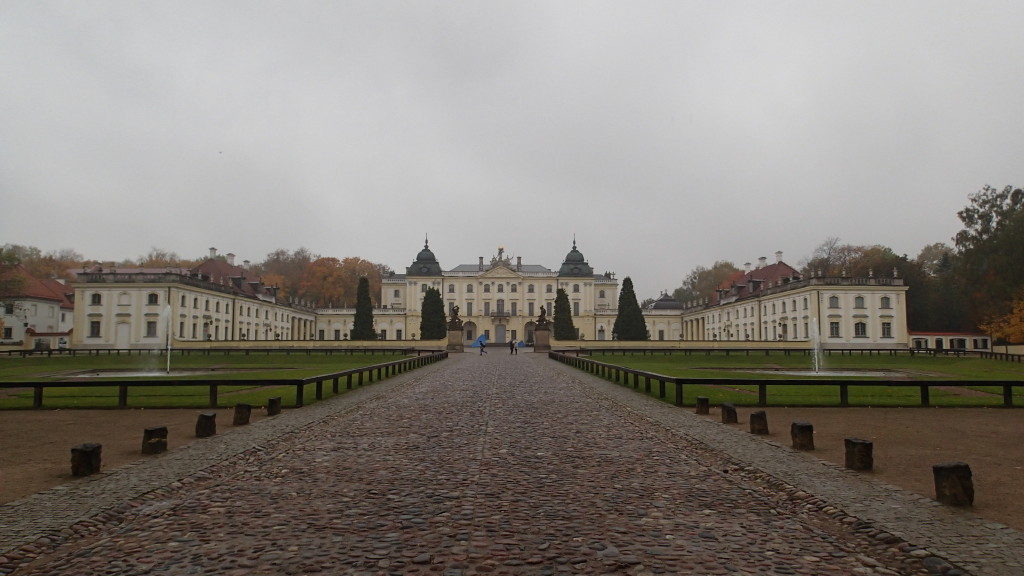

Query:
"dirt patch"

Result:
[[0, 407, 270, 504], [704, 406, 1024, 530]]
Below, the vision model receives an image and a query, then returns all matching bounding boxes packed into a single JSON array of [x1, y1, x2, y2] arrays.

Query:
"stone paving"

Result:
[[0, 352, 1019, 575]]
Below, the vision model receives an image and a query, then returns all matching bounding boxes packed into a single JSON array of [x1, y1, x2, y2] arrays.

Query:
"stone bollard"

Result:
[[720, 403, 738, 424], [71, 443, 102, 476], [933, 462, 974, 506], [695, 397, 710, 415], [267, 396, 282, 416], [749, 411, 769, 435], [791, 422, 814, 450], [196, 412, 217, 438], [233, 403, 253, 426], [141, 426, 168, 455], [844, 438, 873, 471]]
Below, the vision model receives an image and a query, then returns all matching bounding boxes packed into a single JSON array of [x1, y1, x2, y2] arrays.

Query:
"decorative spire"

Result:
[[572, 234, 577, 250], [424, 234, 429, 249]]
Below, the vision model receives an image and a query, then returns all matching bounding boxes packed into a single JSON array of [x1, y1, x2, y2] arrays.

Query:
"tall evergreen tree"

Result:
[[419, 287, 447, 339], [350, 276, 377, 340], [553, 288, 577, 340], [613, 277, 649, 340]]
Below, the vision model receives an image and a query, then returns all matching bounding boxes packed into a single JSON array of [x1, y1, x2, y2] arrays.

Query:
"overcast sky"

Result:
[[3, 1, 1023, 299]]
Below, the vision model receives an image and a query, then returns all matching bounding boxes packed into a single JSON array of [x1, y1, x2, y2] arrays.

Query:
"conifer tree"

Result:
[[419, 287, 447, 340], [553, 288, 577, 340], [613, 277, 649, 340], [350, 276, 377, 340]]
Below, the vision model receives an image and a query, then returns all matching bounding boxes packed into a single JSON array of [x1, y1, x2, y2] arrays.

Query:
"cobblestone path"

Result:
[[1, 353, 1015, 575]]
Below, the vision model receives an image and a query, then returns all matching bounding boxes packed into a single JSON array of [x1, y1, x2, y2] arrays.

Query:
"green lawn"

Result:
[[0, 352, 410, 409], [575, 352, 1024, 407]]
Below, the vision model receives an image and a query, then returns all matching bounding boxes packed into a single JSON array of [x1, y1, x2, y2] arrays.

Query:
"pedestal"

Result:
[[533, 327, 551, 351], [447, 329, 465, 352]]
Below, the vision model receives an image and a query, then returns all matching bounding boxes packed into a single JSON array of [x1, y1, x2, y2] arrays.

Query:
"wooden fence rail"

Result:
[[549, 352, 1023, 408], [0, 352, 448, 409]]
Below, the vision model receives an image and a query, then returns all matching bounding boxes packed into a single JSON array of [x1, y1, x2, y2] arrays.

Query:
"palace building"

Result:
[[70, 249, 316, 349], [316, 239, 620, 344]]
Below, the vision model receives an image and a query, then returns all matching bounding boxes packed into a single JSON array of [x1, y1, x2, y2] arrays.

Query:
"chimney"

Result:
[[516, 256, 522, 271], [758, 256, 767, 268], [209, 247, 217, 258], [744, 262, 751, 273], [226, 253, 236, 266], [478, 256, 484, 271], [775, 250, 783, 263]]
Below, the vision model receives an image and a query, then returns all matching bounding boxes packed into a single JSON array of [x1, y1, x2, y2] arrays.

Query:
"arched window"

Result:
[[880, 296, 891, 309], [510, 284, 517, 293], [546, 284, 553, 293], [854, 322, 867, 338], [147, 293, 159, 305], [484, 284, 491, 293], [467, 284, 474, 293], [193, 297, 199, 308], [828, 296, 839, 309], [497, 284, 504, 293], [90, 293, 102, 305], [854, 296, 865, 309], [528, 284, 535, 293], [573, 284, 580, 293], [599, 290, 606, 298]]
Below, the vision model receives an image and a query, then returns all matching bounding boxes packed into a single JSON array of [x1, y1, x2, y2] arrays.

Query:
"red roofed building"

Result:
[[1, 266, 75, 349], [673, 252, 910, 349], [70, 248, 316, 349]]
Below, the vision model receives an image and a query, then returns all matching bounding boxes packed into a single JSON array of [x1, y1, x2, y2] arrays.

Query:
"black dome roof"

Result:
[[407, 236, 442, 276], [557, 238, 594, 277]]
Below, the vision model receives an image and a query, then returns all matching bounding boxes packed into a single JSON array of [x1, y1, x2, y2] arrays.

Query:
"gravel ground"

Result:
[[0, 353, 1014, 575]]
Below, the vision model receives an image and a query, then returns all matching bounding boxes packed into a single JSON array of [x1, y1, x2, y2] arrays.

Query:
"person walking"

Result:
[[479, 339, 487, 355], [509, 339, 516, 355]]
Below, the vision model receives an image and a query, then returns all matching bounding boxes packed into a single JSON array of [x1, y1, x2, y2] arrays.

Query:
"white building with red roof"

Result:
[[1, 266, 75, 349], [673, 252, 910, 348]]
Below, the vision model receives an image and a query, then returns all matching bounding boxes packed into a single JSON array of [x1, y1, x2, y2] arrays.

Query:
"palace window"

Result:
[[205, 300, 210, 311], [781, 301, 786, 313], [510, 284, 517, 293], [573, 284, 580, 293], [829, 321, 840, 338], [528, 284, 535, 293], [484, 302, 491, 315], [546, 284, 553, 293], [181, 294, 186, 306], [771, 303, 776, 314], [511, 302, 517, 315], [854, 296, 865, 309], [394, 289, 400, 298], [573, 302, 580, 316], [528, 302, 534, 316], [467, 285, 474, 293], [147, 293, 159, 305], [854, 322, 867, 338], [880, 296, 891, 309], [882, 322, 892, 338], [146, 321, 158, 338], [448, 284, 455, 293], [421, 284, 428, 293], [828, 296, 840, 309], [484, 284, 491, 293], [193, 298, 199, 308], [89, 320, 101, 338], [546, 302, 553, 316], [803, 297, 808, 310], [497, 284, 504, 293], [90, 293, 102, 306], [466, 302, 473, 315], [599, 290, 605, 298]]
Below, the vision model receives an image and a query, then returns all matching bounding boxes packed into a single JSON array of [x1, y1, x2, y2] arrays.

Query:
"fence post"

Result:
[[658, 379, 666, 399], [118, 385, 128, 408], [209, 384, 218, 408], [674, 379, 683, 407], [1004, 384, 1014, 407], [758, 383, 767, 406], [33, 385, 43, 408], [839, 383, 849, 407], [315, 380, 323, 400], [920, 384, 930, 407], [347, 373, 354, 389], [333, 377, 339, 394], [295, 383, 305, 407]]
